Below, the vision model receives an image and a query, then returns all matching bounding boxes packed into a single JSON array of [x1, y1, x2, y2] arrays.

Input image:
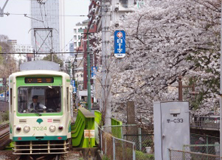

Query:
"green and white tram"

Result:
[[9, 61, 72, 155]]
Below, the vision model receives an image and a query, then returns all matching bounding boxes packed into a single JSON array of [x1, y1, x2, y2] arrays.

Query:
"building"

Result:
[[0, 35, 8, 42], [31, 0, 65, 53], [14, 44, 33, 53], [111, 0, 135, 26], [72, 20, 88, 51], [14, 44, 34, 62], [80, 0, 137, 105]]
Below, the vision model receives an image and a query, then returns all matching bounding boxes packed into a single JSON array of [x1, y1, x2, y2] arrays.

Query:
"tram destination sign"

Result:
[[25, 77, 54, 83]]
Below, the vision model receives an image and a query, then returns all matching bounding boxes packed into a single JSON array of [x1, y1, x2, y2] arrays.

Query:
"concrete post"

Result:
[[101, 1, 111, 128]]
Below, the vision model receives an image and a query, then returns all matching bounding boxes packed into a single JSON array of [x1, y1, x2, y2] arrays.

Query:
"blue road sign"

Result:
[[91, 66, 97, 79], [114, 30, 126, 58], [71, 80, 76, 93]]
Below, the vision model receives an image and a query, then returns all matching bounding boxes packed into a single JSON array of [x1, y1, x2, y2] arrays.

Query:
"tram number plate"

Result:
[[33, 126, 47, 131]]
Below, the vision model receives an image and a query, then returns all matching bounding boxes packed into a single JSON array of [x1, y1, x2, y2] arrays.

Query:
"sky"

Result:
[[0, 0, 90, 51]]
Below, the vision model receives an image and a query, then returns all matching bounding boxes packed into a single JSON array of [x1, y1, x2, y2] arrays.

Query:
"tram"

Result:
[[9, 61, 72, 155]]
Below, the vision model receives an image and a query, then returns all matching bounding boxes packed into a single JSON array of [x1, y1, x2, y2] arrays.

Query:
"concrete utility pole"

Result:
[[101, 1, 111, 127], [220, 2, 222, 157], [0, 0, 9, 17]]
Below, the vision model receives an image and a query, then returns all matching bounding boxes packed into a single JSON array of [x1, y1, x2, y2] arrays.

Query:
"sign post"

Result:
[[114, 30, 126, 58]]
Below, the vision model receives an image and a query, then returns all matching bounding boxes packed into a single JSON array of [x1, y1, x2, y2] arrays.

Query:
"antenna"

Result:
[[0, 0, 9, 17]]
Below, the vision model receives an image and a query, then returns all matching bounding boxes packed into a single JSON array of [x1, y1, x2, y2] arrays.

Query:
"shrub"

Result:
[[136, 150, 154, 160]]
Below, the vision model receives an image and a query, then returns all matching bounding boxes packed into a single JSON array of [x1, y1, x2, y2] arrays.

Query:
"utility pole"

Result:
[[0, 0, 9, 17], [101, 1, 111, 127], [87, 33, 92, 111], [220, 2, 222, 157], [177, 76, 197, 101], [50, 29, 54, 62]]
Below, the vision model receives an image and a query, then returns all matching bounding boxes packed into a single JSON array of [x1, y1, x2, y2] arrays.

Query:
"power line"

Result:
[[3, 12, 87, 17], [0, 52, 80, 54]]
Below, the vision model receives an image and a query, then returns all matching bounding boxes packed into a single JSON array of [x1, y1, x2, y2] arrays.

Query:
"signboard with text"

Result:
[[114, 30, 126, 58], [71, 80, 76, 93]]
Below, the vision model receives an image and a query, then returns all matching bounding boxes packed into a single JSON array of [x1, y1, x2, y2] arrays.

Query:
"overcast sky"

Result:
[[0, 0, 89, 50]]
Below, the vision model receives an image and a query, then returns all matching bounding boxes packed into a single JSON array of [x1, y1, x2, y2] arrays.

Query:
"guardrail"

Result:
[[190, 116, 220, 131], [71, 107, 96, 148], [169, 149, 221, 160]]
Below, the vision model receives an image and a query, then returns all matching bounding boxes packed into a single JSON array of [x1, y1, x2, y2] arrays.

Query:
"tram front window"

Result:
[[18, 86, 61, 113]]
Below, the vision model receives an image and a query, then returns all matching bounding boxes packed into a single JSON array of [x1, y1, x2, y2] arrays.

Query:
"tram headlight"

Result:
[[16, 126, 21, 132], [49, 125, 56, 132], [23, 125, 30, 133], [58, 125, 63, 131]]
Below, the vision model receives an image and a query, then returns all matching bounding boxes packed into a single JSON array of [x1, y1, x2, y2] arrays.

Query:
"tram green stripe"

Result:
[[13, 136, 67, 141]]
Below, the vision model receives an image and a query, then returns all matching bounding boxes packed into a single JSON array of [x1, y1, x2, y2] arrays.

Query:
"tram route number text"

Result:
[[167, 118, 183, 123], [33, 126, 47, 131]]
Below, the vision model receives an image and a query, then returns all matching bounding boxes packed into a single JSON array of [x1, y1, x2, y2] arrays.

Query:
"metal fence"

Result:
[[169, 149, 222, 160], [191, 133, 220, 145], [99, 126, 136, 160], [183, 144, 220, 156], [102, 125, 154, 153]]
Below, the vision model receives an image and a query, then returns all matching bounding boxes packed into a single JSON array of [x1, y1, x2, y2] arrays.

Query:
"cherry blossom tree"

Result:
[[92, 0, 221, 124]]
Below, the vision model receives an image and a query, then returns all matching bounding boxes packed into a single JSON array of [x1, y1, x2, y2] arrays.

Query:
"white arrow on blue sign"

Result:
[[114, 30, 126, 58]]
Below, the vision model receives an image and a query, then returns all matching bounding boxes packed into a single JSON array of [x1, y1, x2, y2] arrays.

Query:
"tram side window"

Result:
[[18, 88, 28, 113], [10, 88, 12, 112], [67, 87, 69, 111]]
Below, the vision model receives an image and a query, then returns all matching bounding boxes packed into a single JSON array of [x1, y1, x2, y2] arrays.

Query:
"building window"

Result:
[[78, 28, 83, 33], [74, 29, 77, 33], [120, 0, 128, 8]]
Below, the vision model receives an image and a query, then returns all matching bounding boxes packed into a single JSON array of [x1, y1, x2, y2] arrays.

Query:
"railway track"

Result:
[[16, 154, 65, 160], [16, 152, 82, 160], [0, 122, 10, 150]]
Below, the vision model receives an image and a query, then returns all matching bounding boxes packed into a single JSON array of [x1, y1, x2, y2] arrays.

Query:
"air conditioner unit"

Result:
[[91, 8, 96, 13], [96, 1, 100, 5], [92, 19, 97, 24]]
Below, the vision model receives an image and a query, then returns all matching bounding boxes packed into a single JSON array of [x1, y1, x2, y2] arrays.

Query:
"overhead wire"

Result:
[[3, 13, 87, 17]]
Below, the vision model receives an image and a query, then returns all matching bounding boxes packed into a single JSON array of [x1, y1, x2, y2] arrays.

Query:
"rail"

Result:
[[190, 116, 220, 131], [0, 123, 10, 150]]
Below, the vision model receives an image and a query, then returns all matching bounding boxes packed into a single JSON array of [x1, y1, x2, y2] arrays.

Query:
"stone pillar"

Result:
[[126, 101, 138, 148], [127, 101, 136, 124]]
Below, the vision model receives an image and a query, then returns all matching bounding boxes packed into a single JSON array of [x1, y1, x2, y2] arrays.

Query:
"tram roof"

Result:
[[20, 60, 60, 71], [9, 70, 69, 78]]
